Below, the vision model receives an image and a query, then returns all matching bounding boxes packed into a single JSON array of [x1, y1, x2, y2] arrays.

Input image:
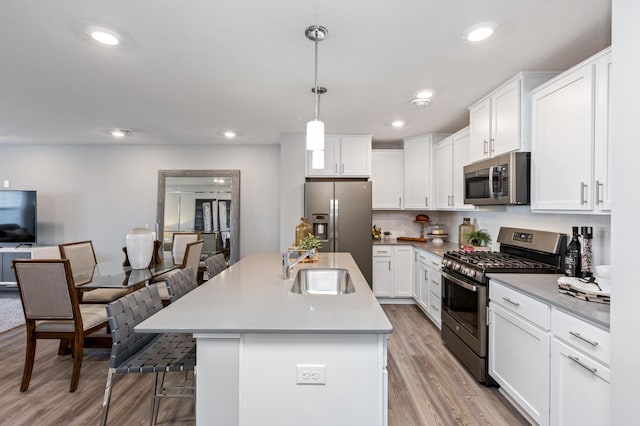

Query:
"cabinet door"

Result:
[[427, 266, 442, 328], [489, 302, 550, 426], [1, 251, 31, 282], [435, 137, 453, 209], [550, 338, 610, 426], [372, 150, 403, 209], [594, 52, 612, 212], [412, 251, 420, 300], [340, 136, 371, 177], [531, 65, 594, 211], [306, 136, 339, 177], [469, 98, 491, 163], [417, 261, 429, 311], [451, 128, 474, 209], [403, 136, 432, 209], [392, 246, 413, 297], [372, 256, 393, 297], [492, 78, 521, 156]]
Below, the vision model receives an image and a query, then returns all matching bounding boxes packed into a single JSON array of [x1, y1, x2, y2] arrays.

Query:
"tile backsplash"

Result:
[[373, 206, 611, 266]]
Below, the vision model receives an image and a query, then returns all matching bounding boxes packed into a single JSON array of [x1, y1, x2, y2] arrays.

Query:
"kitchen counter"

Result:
[[372, 238, 458, 257], [487, 273, 610, 330], [136, 252, 391, 425], [137, 252, 392, 334]]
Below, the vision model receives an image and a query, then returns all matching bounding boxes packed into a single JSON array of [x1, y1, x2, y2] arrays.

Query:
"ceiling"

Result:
[[0, 1, 611, 146]]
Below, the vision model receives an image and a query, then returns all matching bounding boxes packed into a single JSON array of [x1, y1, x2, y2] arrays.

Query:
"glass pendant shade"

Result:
[[306, 119, 325, 151], [311, 149, 325, 169]]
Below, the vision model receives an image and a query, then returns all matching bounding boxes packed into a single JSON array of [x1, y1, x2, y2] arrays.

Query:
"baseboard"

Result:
[[376, 298, 416, 305]]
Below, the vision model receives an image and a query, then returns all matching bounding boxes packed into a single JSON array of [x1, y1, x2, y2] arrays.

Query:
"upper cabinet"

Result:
[[372, 150, 404, 209], [469, 72, 558, 164], [530, 48, 611, 213], [435, 127, 475, 210], [403, 134, 448, 210], [306, 135, 372, 177]]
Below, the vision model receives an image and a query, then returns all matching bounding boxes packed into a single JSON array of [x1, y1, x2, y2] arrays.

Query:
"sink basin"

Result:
[[291, 268, 355, 295]]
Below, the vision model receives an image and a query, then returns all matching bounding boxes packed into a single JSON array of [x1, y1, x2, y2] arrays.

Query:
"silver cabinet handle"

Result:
[[377, 250, 389, 254], [569, 331, 599, 347], [502, 297, 520, 307], [340, 164, 344, 174], [334, 163, 338, 174], [398, 196, 402, 208], [489, 138, 495, 156], [425, 196, 428, 207], [568, 355, 598, 374], [580, 182, 588, 205], [431, 261, 439, 267], [595, 180, 604, 204], [388, 260, 391, 271], [451, 195, 455, 206], [483, 139, 488, 155]]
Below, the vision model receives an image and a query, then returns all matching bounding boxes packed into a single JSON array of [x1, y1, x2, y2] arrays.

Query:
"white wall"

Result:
[[610, 1, 639, 423], [0, 143, 280, 261], [279, 133, 306, 251]]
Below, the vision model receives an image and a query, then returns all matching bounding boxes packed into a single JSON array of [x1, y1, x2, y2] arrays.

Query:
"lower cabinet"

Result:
[[0, 249, 32, 285], [373, 245, 412, 298], [413, 248, 442, 329], [489, 279, 611, 426]]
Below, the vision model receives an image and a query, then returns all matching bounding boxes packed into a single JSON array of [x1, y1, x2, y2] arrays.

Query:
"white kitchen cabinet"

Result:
[[412, 249, 442, 329], [531, 48, 611, 213], [489, 281, 550, 426], [435, 127, 475, 210], [306, 135, 372, 177], [373, 245, 412, 298], [469, 72, 557, 164], [550, 309, 610, 426], [372, 150, 404, 209], [403, 133, 448, 210]]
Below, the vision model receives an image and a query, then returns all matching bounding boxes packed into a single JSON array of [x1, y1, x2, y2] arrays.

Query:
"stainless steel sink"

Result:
[[290, 268, 356, 295]]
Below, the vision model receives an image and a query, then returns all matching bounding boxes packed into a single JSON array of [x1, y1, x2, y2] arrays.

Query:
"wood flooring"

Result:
[[0, 304, 527, 425]]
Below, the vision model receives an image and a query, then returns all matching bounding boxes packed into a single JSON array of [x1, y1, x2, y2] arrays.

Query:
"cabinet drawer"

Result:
[[429, 271, 441, 298], [490, 281, 550, 330], [415, 249, 429, 264], [427, 252, 443, 270], [373, 246, 392, 257], [552, 309, 610, 365]]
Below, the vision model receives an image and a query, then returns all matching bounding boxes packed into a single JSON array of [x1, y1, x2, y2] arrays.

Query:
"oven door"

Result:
[[441, 270, 487, 356]]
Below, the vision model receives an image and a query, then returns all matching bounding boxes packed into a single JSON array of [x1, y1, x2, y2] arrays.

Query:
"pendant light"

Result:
[[305, 25, 328, 151]]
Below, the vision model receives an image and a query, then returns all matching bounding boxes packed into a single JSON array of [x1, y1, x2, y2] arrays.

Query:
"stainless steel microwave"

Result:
[[463, 152, 530, 205]]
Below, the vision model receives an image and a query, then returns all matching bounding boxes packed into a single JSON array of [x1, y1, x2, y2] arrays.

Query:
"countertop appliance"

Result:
[[305, 180, 372, 285], [463, 152, 530, 205], [440, 226, 566, 384]]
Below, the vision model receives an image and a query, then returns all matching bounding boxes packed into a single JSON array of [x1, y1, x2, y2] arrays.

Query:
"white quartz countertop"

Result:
[[136, 252, 393, 334], [488, 273, 610, 330]]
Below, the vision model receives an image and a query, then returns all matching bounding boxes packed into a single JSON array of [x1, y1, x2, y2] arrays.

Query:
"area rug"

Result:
[[0, 292, 24, 333]]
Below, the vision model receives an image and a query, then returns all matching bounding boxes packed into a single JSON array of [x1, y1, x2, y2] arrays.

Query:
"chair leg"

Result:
[[151, 372, 165, 425], [58, 339, 71, 355], [69, 334, 83, 392], [20, 323, 37, 392], [100, 370, 116, 426]]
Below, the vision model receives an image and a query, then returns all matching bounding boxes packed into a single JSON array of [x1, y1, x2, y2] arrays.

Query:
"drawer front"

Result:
[[415, 248, 429, 264], [490, 281, 551, 330], [552, 309, 610, 365], [429, 269, 441, 298], [373, 246, 393, 257], [427, 252, 443, 271]]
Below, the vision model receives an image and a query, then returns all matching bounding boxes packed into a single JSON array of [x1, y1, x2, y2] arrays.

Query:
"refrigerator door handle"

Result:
[[333, 198, 339, 251]]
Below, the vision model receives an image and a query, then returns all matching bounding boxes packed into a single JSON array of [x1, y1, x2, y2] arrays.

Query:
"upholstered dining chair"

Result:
[[154, 240, 204, 303], [204, 253, 227, 280], [171, 232, 200, 265], [59, 240, 129, 303], [13, 259, 109, 392]]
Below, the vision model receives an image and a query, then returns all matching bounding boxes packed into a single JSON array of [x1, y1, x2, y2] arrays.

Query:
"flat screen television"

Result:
[[0, 190, 37, 245]]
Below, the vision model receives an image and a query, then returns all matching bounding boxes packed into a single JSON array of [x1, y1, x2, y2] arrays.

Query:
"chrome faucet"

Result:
[[282, 249, 316, 279]]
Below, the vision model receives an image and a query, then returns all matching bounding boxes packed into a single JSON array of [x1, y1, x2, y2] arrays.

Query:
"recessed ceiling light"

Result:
[[415, 91, 433, 99], [110, 128, 132, 138], [465, 22, 496, 42], [391, 120, 405, 128], [223, 131, 236, 138], [86, 26, 121, 46]]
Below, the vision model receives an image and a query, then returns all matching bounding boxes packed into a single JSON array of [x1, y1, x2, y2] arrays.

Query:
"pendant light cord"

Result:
[[314, 29, 319, 121]]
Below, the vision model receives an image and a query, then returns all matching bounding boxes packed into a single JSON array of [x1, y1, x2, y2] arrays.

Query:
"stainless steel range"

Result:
[[440, 227, 566, 384]]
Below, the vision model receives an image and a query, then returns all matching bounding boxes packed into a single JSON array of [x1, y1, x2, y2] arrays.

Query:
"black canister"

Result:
[[580, 226, 593, 278]]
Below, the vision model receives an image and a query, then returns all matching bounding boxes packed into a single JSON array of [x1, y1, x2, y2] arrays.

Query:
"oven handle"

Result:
[[488, 165, 495, 199], [442, 271, 478, 292]]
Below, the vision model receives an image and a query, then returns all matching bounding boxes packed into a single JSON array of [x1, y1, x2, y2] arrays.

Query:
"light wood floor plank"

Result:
[[0, 304, 527, 425]]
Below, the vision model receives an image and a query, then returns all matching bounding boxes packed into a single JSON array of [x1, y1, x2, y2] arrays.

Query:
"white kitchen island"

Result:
[[136, 252, 393, 426]]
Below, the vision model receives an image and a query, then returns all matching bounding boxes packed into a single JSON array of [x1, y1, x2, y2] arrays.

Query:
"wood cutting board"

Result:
[[397, 236, 426, 242]]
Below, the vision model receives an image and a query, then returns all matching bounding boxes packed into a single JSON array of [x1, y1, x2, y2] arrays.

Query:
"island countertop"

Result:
[[136, 252, 393, 334]]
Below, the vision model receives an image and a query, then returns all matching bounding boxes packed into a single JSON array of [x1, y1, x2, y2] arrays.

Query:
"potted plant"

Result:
[[465, 229, 492, 247], [298, 234, 322, 261]]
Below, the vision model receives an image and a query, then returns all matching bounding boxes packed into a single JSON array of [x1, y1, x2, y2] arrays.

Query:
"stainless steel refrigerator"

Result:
[[304, 180, 372, 285]]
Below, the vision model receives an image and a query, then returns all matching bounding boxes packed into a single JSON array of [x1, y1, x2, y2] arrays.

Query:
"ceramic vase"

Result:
[[126, 227, 154, 269]]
